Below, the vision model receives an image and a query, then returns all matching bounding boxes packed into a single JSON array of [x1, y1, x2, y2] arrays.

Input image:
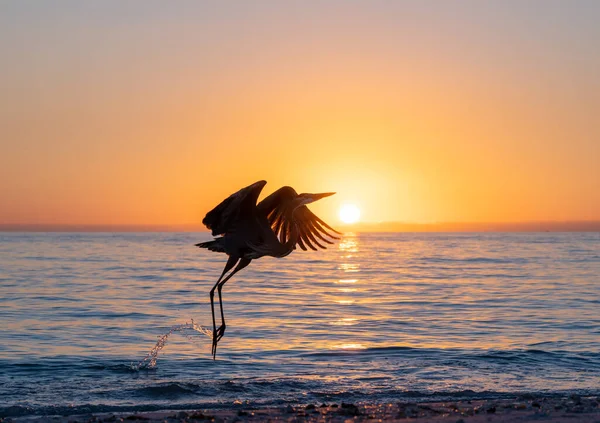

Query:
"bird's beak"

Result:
[[312, 192, 335, 200], [302, 192, 335, 204]]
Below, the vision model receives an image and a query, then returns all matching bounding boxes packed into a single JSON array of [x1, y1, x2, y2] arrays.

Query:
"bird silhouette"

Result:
[[196, 180, 339, 358]]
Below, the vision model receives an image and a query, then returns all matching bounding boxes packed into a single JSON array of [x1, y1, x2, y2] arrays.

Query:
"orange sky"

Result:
[[1, 2, 599, 227]]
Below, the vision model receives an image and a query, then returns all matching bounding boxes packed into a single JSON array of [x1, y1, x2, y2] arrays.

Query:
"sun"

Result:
[[339, 204, 361, 224]]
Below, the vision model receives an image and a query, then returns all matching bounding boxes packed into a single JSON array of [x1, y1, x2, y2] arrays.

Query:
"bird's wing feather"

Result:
[[257, 185, 339, 251], [268, 205, 339, 251], [202, 180, 267, 236], [257, 186, 296, 217], [292, 206, 340, 250]]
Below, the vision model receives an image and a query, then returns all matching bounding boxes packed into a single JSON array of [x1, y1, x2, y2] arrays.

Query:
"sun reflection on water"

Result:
[[338, 263, 360, 272], [333, 343, 367, 350], [328, 233, 364, 347], [338, 235, 359, 253], [335, 278, 358, 284], [330, 318, 358, 326], [337, 287, 358, 293]]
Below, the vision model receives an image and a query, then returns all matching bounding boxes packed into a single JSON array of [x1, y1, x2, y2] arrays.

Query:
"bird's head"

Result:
[[296, 192, 336, 207]]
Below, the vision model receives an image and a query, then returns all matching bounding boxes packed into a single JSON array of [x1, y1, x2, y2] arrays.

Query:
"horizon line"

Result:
[[1, 221, 599, 233]]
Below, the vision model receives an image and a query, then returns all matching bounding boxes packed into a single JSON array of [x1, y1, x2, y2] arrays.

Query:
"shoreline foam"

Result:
[[8, 396, 600, 423]]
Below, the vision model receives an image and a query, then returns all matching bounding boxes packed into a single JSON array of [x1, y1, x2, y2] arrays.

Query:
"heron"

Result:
[[196, 180, 340, 358]]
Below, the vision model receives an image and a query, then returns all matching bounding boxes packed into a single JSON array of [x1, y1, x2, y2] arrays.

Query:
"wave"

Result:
[[294, 346, 600, 365], [420, 256, 531, 265], [135, 382, 200, 397], [2, 346, 599, 378], [3, 388, 599, 418]]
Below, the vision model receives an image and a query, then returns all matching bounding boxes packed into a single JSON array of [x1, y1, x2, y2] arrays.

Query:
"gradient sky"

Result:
[[1, 1, 599, 226]]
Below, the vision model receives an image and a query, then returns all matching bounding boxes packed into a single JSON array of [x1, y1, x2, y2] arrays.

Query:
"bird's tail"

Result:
[[195, 239, 226, 253]]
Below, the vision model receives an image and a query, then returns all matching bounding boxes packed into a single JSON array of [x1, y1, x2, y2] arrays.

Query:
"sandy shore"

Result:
[[6, 396, 600, 423]]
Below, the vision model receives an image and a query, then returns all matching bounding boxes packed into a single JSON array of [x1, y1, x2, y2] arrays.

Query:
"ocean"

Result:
[[1, 232, 599, 417]]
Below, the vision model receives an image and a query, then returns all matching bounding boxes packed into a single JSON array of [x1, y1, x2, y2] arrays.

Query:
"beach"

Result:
[[7, 397, 600, 423]]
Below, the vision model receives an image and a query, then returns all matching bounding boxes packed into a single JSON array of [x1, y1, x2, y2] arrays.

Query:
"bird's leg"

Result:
[[211, 256, 239, 358], [212, 258, 251, 359], [215, 258, 251, 343]]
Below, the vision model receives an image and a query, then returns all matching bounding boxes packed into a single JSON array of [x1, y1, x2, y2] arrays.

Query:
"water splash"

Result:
[[132, 319, 212, 370]]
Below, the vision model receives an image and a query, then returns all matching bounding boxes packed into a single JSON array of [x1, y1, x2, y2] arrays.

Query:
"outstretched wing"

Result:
[[291, 206, 341, 251], [257, 186, 340, 251], [202, 180, 267, 236]]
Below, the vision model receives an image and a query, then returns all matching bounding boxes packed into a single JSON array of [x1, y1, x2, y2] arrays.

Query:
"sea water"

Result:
[[1, 232, 599, 417]]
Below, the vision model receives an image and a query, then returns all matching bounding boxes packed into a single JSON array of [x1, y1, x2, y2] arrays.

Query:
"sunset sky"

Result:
[[1, 1, 599, 228]]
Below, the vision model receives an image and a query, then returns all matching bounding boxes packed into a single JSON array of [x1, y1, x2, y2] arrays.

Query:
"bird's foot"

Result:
[[215, 324, 226, 342], [211, 339, 217, 359], [211, 325, 226, 359]]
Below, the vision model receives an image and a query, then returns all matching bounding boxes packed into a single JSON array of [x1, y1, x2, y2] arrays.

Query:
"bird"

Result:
[[196, 180, 340, 359]]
